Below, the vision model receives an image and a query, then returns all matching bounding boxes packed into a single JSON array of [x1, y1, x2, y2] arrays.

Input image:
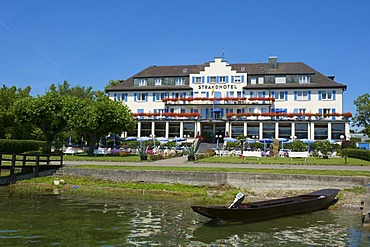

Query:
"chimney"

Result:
[[268, 56, 277, 69]]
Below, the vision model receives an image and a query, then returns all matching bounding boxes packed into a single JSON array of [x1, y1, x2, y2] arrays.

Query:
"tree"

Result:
[[0, 84, 34, 139], [65, 91, 136, 154], [13, 91, 69, 151], [353, 93, 370, 136], [104, 80, 122, 93], [290, 140, 307, 152]]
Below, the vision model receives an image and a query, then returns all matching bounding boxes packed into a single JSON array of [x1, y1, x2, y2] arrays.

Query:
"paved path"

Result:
[[63, 156, 370, 171]]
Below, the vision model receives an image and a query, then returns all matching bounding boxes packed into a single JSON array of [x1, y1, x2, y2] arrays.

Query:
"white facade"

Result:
[[108, 57, 350, 142]]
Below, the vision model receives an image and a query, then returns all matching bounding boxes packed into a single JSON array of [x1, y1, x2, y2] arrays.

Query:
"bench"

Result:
[[288, 151, 309, 161], [93, 148, 108, 156], [64, 147, 77, 155], [243, 151, 262, 158]]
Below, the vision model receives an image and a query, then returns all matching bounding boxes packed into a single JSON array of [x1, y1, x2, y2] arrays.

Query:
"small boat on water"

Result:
[[191, 189, 339, 222]]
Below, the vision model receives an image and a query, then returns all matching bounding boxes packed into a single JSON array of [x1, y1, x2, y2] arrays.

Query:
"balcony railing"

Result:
[[162, 97, 275, 105]]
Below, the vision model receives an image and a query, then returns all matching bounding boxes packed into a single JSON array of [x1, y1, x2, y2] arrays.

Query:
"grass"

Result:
[[62, 153, 141, 162], [196, 156, 370, 166], [70, 164, 370, 177]]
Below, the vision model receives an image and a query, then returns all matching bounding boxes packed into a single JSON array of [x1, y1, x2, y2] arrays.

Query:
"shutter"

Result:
[[332, 90, 336, 100], [216, 76, 219, 83], [207, 76, 210, 83], [318, 91, 322, 100], [226, 108, 229, 114], [308, 91, 311, 101], [332, 108, 336, 120], [205, 109, 209, 118], [226, 76, 229, 83], [231, 76, 234, 83], [242, 108, 245, 113], [134, 93, 137, 102], [164, 92, 168, 98], [241, 75, 245, 82], [190, 92, 194, 97], [125, 93, 128, 102], [293, 108, 298, 113], [206, 92, 209, 98], [145, 93, 148, 102], [202, 76, 205, 83], [153, 93, 156, 101], [250, 91, 254, 98], [190, 108, 194, 113], [284, 91, 288, 100], [192, 77, 195, 84], [271, 91, 275, 98], [294, 91, 297, 101], [114, 93, 117, 101], [319, 108, 323, 114], [172, 92, 175, 98]]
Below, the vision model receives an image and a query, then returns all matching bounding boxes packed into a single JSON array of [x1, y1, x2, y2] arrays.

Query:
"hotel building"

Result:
[[106, 57, 350, 143]]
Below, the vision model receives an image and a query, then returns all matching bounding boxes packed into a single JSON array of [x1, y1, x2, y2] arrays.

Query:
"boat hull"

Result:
[[191, 189, 339, 222]]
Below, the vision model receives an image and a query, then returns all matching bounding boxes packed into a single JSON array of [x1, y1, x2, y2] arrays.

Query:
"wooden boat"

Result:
[[191, 189, 339, 222]]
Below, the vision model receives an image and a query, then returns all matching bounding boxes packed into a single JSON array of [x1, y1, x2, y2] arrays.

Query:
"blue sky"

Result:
[[1, 0, 369, 116]]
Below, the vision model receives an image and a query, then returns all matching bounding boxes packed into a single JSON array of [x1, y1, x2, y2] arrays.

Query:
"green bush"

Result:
[[0, 139, 47, 153], [342, 148, 370, 161]]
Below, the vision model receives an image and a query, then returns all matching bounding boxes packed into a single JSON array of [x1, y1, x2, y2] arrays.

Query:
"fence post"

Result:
[[60, 154, 63, 167], [47, 154, 50, 165], [10, 154, 16, 184], [35, 154, 40, 177], [0, 153, 2, 176]]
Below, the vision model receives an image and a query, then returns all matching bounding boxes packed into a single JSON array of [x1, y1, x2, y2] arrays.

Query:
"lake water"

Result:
[[0, 188, 369, 246]]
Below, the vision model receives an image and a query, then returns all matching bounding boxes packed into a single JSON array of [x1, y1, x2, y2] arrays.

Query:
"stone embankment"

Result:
[[54, 167, 368, 190]]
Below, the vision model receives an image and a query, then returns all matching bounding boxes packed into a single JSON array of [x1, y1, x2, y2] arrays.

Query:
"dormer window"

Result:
[[155, 79, 162, 85], [175, 78, 185, 85], [219, 76, 226, 83], [139, 79, 147, 86], [195, 77, 202, 83], [209, 76, 217, 83], [299, 76, 310, 84]]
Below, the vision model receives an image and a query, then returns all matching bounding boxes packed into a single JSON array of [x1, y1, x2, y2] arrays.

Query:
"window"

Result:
[[173, 92, 180, 98], [298, 108, 306, 114], [195, 77, 202, 83], [139, 79, 147, 86], [323, 108, 331, 115], [137, 93, 146, 101], [219, 76, 226, 83], [155, 93, 166, 101], [299, 76, 310, 84], [209, 76, 217, 83], [155, 79, 162, 85], [275, 91, 285, 100], [234, 76, 241, 83], [258, 77, 264, 84], [321, 90, 332, 100], [237, 91, 242, 98], [175, 78, 185, 85], [275, 77, 286, 84], [249, 107, 255, 113], [297, 91, 308, 100], [251, 77, 257, 84], [261, 107, 268, 113], [229, 91, 235, 97]]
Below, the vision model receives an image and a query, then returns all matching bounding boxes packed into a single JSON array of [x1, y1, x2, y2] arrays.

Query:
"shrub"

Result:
[[342, 148, 370, 161], [0, 139, 46, 153]]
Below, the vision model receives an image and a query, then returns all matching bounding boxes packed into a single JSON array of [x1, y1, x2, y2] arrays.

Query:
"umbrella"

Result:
[[172, 137, 187, 142], [137, 137, 151, 142], [224, 137, 238, 143], [299, 138, 316, 144], [156, 137, 169, 143], [259, 138, 274, 144], [244, 138, 256, 144], [211, 108, 222, 113], [125, 137, 137, 141]]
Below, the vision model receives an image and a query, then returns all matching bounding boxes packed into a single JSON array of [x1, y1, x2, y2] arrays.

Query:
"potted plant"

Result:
[[137, 145, 147, 161], [185, 143, 198, 161]]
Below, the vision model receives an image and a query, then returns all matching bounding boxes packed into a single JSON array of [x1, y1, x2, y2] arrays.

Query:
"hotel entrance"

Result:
[[201, 122, 225, 143]]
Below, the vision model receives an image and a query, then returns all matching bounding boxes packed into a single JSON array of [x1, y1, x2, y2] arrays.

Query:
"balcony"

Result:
[[162, 97, 275, 106]]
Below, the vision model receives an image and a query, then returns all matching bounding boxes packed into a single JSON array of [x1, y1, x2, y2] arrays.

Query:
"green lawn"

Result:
[[196, 156, 370, 166], [62, 153, 141, 162]]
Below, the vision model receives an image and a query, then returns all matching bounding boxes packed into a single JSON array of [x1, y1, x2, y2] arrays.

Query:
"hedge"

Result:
[[0, 139, 47, 153], [342, 148, 370, 161]]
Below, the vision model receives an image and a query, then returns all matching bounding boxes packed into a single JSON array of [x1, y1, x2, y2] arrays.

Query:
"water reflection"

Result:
[[0, 189, 370, 246]]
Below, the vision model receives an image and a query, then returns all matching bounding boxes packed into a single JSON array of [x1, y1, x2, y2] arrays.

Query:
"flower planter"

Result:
[[187, 155, 195, 162]]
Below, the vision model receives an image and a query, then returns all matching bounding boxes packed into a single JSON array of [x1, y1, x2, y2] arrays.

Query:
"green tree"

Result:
[[0, 84, 34, 139], [13, 91, 69, 151], [104, 80, 122, 93], [65, 91, 136, 154], [290, 140, 307, 152], [315, 140, 332, 158], [353, 93, 370, 136]]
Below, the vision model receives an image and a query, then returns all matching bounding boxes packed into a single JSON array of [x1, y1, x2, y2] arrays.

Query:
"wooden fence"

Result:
[[0, 153, 63, 184]]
